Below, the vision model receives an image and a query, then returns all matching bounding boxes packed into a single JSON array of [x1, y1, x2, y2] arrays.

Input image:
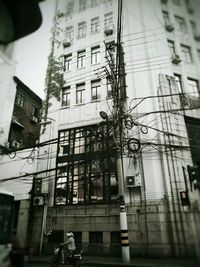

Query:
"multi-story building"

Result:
[[31, 0, 200, 258], [0, 76, 42, 247]]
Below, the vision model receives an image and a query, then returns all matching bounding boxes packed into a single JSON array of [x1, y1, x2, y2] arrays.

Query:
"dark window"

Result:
[[15, 92, 25, 108], [175, 16, 187, 32], [187, 78, 199, 97], [48, 230, 64, 243], [32, 105, 39, 118], [110, 231, 120, 243], [168, 40, 176, 55], [91, 46, 100, 64], [62, 86, 70, 107], [181, 44, 192, 63], [73, 232, 82, 244], [89, 232, 103, 243], [76, 83, 85, 104], [91, 80, 101, 101], [78, 22, 86, 38], [64, 54, 72, 71], [77, 50, 86, 68], [91, 17, 100, 33], [174, 74, 183, 93]]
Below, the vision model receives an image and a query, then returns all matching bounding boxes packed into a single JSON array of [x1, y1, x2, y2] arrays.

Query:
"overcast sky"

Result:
[[13, 0, 55, 99]]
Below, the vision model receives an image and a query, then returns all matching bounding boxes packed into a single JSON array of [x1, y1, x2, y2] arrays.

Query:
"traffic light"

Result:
[[0, 0, 42, 44], [187, 165, 200, 191], [34, 178, 42, 195]]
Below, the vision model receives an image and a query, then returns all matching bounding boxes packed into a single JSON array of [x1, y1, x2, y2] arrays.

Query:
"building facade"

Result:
[[31, 0, 200, 258], [0, 73, 42, 247]]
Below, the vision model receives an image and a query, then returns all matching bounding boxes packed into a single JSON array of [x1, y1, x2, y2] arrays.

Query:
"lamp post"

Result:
[[99, 111, 130, 263]]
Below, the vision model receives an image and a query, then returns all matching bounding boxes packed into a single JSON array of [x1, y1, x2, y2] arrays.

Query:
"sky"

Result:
[[13, 0, 56, 99]]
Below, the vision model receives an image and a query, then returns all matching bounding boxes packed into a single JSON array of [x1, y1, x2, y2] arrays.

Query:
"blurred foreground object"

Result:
[[0, 0, 43, 43]]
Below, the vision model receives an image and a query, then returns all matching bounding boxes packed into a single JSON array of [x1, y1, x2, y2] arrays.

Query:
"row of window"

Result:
[[162, 10, 199, 39], [62, 80, 111, 107], [64, 45, 101, 71], [168, 40, 200, 64], [49, 230, 120, 244], [174, 74, 200, 97], [65, 0, 112, 16], [162, 0, 194, 13], [65, 12, 114, 41]]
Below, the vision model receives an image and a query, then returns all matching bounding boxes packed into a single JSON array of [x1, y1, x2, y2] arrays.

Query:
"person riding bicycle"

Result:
[[61, 232, 76, 264]]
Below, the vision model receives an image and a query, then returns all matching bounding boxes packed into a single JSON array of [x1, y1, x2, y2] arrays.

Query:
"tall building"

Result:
[[31, 0, 200, 258]]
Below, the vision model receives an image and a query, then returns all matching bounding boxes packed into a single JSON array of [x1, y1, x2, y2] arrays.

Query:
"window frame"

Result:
[[62, 86, 71, 107], [187, 78, 199, 97], [77, 50, 86, 68], [181, 44, 192, 64], [175, 15, 187, 33], [91, 46, 100, 64], [76, 83, 85, 104], [64, 54, 72, 72], [91, 17, 100, 34], [78, 21, 87, 38], [91, 80, 101, 101], [65, 26, 74, 41]]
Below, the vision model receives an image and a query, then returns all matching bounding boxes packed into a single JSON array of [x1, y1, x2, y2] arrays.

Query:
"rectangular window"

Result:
[[198, 49, 200, 61], [110, 232, 120, 243], [78, 22, 86, 38], [91, 46, 100, 64], [15, 92, 25, 108], [173, 0, 181, 5], [187, 78, 199, 97], [104, 0, 112, 6], [64, 54, 72, 71], [89, 232, 103, 243], [55, 125, 118, 205], [62, 86, 70, 107], [175, 16, 187, 32], [77, 50, 86, 68], [79, 0, 86, 11], [181, 44, 192, 63], [66, 1, 74, 16], [104, 12, 113, 29], [91, 17, 100, 33], [174, 74, 183, 93], [76, 83, 85, 104], [32, 105, 39, 118], [65, 26, 73, 40], [168, 40, 176, 55], [162, 10, 170, 25], [91, 80, 101, 101], [91, 0, 98, 7]]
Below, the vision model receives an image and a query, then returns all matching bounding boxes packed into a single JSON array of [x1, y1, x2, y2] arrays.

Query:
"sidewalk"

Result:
[[28, 255, 199, 267]]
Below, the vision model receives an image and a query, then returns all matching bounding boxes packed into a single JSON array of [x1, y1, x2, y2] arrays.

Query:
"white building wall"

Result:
[[0, 46, 16, 147], [34, 0, 200, 258]]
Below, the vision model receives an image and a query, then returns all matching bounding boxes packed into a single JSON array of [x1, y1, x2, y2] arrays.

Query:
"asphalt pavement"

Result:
[[26, 255, 199, 267]]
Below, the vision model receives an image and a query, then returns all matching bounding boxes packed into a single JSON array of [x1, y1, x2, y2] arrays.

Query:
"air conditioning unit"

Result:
[[11, 140, 20, 148], [126, 174, 141, 187], [171, 54, 181, 64], [165, 24, 174, 32], [104, 26, 114, 36], [31, 116, 38, 123], [63, 41, 71, 48], [33, 196, 44, 206]]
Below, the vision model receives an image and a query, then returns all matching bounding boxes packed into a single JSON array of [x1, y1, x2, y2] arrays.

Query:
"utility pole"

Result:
[[103, 0, 130, 262]]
